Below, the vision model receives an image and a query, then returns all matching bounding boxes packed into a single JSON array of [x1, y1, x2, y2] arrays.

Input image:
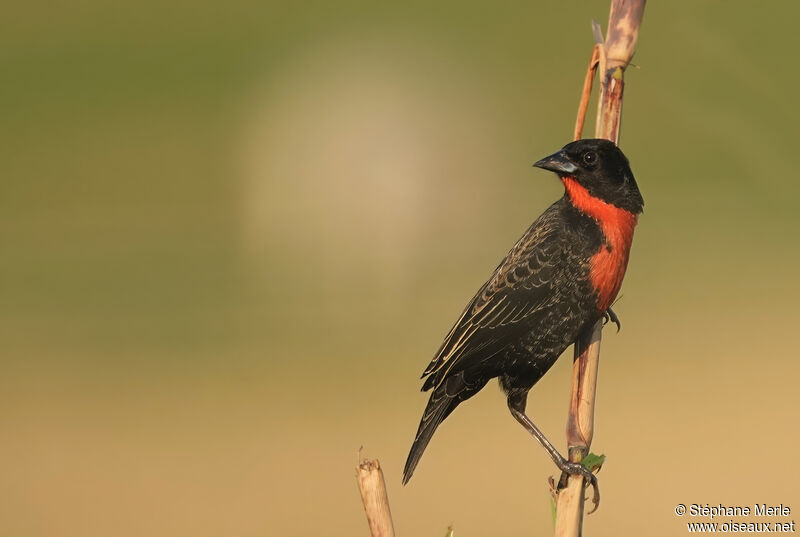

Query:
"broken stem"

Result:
[[357, 457, 396, 537]]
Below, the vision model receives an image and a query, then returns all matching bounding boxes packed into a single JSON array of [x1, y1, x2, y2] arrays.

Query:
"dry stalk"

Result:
[[554, 1, 646, 536], [357, 457, 396, 537]]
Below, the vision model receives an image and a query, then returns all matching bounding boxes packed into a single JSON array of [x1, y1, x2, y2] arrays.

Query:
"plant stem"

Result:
[[554, 1, 646, 535]]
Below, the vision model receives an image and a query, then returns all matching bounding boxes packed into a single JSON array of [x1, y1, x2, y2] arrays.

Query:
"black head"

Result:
[[534, 139, 644, 214]]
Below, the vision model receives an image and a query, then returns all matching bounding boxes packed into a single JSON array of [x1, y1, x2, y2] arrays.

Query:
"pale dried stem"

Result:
[[565, 324, 603, 456], [595, 0, 646, 143], [357, 458, 396, 537], [554, 1, 646, 536]]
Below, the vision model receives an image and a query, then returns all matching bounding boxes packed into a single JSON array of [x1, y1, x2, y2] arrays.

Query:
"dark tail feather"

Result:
[[402, 389, 456, 485]]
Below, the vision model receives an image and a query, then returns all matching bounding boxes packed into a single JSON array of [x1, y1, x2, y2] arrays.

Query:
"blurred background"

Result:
[[2, 1, 799, 536]]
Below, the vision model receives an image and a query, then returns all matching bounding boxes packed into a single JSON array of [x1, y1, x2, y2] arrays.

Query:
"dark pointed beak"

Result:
[[533, 150, 577, 175]]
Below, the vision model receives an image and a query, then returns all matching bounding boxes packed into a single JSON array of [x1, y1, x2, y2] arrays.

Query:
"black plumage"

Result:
[[403, 139, 644, 502]]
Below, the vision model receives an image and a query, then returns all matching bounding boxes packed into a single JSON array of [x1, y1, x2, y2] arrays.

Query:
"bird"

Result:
[[402, 138, 644, 505]]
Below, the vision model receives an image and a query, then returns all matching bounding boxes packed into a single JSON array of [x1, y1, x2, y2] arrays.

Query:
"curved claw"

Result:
[[585, 472, 600, 514], [603, 307, 621, 333], [558, 461, 601, 514]]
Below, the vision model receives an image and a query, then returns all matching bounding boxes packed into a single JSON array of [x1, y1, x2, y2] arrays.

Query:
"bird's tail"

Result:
[[402, 387, 457, 485]]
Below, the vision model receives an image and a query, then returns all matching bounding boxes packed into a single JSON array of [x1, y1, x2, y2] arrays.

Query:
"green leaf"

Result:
[[580, 452, 606, 473], [550, 496, 557, 527], [444, 525, 454, 537]]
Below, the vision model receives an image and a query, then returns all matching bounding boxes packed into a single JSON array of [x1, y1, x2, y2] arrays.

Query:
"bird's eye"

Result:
[[582, 151, 598, 166]]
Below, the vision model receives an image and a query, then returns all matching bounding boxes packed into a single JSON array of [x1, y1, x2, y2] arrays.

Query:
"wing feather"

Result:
[[420, 202, 584, 390]]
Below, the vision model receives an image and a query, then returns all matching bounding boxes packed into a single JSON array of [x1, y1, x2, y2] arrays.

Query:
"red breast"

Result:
[[562, 176, 639, 312]]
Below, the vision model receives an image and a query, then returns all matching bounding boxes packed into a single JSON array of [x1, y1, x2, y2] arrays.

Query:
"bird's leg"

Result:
[[603, 307, 621, 332], [507, 392, 600, 511]]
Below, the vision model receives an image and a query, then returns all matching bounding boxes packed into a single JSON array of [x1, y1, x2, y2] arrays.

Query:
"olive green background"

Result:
[[2, 1, 798, 536]]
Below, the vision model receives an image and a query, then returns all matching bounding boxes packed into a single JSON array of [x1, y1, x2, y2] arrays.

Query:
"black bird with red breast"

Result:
[[403, 139, 644, 502]]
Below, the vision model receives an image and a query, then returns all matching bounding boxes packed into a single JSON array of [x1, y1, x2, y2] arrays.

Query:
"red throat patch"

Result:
[[562, 176, 639, 312]]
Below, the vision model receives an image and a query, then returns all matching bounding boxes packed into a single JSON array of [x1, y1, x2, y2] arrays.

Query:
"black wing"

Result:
[[420, 201, 587, 391]]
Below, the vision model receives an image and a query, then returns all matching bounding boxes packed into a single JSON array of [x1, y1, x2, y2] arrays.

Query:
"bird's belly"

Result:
[[500, 319, 587, 392]]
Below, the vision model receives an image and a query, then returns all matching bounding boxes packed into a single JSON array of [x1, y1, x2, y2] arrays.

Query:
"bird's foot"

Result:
[[602, 307, 621, 332], [556, 459, 600, 514]]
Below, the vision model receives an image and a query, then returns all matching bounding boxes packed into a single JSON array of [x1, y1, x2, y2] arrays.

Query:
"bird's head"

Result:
[[534, 139, 644, 214]]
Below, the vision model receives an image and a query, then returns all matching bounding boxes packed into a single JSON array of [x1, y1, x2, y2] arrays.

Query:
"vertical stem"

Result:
[[564, 325, 603, 459], [596, 0, 647, 144], [554, 1, 646, 536]]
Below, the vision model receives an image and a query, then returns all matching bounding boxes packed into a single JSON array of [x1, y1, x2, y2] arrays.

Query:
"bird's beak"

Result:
[[533, 150, 577, 175]]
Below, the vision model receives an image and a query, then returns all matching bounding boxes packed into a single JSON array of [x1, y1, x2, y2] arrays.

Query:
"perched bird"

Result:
[[403, 139, 644, 502]]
